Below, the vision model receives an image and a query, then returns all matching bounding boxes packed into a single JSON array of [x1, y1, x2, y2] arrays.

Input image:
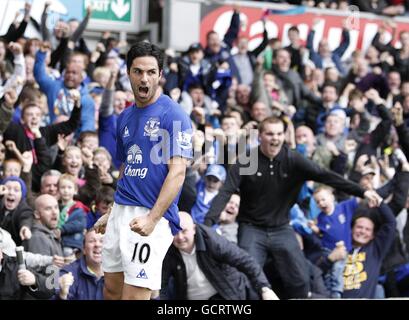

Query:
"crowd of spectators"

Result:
[[256, 0, 409, 16], [1, 1, 409, 299]]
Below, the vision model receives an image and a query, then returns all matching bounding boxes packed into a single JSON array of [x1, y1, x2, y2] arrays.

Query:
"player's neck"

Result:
[[135, 90, 161, 108]]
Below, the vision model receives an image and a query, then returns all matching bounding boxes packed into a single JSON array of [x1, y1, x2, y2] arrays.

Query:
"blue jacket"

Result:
[[177, 55, 213, 93], [204, 10, 240, 66], [86, 210, 102, 230], [161, 224, 270, 300], [34, 50, 95, 132], [55, 256, 104, 300], [191, 179, 218, 224], [290, 204, 313, 236], [60, 204, 88, 250], [208, 68, 232, 113], [98, 113, 121, 169], [306, 29, 350, 76]]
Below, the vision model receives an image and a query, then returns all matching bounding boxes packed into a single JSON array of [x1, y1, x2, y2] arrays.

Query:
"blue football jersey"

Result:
[[114, 94, 193, 234]]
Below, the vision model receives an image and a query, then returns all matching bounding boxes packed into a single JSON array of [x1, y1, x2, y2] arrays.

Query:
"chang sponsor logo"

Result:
[[124, 166, 148, 178], [125, 144, 148, 178], [127, 144, 143, 164]]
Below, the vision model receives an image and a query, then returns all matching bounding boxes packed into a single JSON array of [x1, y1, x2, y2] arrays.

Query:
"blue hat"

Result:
[[205, 164, 226, 182], [188, 42, 204, 53], [324, 108, 347, 121], [1, 176, 27, 199], [90, 87, 104, 95], [88, 84, 105, 95]]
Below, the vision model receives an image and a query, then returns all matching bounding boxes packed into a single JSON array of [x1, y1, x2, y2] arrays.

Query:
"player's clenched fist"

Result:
[[129, 215, 157, 236]]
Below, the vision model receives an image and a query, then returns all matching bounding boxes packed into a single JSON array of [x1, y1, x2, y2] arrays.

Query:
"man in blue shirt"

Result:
[[94, 42, 192, 300], [33, 43, 95, 132], [55, 230, 104, 300]]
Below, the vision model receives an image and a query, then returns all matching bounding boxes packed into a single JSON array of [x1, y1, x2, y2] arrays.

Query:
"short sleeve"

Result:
[[162, 106, 193, 161]]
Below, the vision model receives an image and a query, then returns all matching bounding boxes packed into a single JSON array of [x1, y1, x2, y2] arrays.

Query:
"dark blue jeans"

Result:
[[238, 223, 310, 298]]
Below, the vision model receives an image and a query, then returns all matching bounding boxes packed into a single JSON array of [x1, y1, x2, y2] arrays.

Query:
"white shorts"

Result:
[[102, 203, 173, 290]]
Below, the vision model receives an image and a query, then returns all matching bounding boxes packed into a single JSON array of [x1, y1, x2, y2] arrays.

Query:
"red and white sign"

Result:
[[200, 5, 409, 59]]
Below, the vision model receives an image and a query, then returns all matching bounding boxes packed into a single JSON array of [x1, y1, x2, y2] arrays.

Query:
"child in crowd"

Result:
[[93, 147, 117, 188], [310, 186, 359, 298], [57, 174, 88, 257], [0, 176, 32, 246], [2, 158, 22, 178], [191, 164, 226, 224], [87, 185, 114, 230], [62, 146, 84, 187], [92, 67, 111, 89], [77, 131, 99, 153]]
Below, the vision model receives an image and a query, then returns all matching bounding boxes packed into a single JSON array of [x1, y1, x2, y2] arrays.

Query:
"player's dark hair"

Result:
[[126, 41, 164, 73]]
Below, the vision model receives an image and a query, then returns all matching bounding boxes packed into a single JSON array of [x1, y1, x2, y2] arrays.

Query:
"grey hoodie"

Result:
[[25, 222, 63, 257]]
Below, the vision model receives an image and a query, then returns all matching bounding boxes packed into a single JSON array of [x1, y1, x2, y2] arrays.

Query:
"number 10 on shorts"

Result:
[[131, 242, 151, 264]]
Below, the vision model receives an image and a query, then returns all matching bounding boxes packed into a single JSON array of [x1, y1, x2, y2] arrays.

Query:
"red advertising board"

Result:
[[200, 4, 409, 57]]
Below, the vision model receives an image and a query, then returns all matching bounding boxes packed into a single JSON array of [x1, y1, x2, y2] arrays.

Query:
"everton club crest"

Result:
[[144, 117, 160, 138]]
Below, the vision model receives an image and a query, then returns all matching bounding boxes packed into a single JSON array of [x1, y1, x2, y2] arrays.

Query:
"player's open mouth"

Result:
[[138, 86, 149, 96]]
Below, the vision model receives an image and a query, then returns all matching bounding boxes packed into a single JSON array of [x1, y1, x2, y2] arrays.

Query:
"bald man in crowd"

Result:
[[25, 194, 63, 257], [161, 212, 278, 300]]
